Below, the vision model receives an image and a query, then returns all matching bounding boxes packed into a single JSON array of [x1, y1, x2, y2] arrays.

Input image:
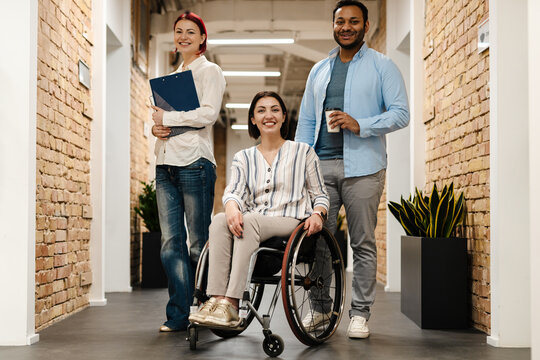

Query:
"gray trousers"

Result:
[[319, 159, 385, 320], [206, 212, 300, 299]]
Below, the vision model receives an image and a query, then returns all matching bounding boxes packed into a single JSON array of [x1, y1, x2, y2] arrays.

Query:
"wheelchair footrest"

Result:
[[189, 320, 248, 332]]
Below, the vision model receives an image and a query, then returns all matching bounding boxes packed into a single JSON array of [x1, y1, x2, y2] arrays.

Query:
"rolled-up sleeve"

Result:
[[162, 65, 226, 128], [222, 153, 247, 212], [304, 147, 329, 212]]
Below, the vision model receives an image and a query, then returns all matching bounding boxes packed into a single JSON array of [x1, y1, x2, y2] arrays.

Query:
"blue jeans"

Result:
[[155, 158, 216, 330]]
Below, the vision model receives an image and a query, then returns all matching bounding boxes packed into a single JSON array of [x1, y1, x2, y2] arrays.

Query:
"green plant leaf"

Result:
[[400, 197, 419, 236], [433, 188, 450, 237], [398, 212, 415, 236], [428, 184, 439, 237], [446, 192, 465, 236], [442, 195, 455, 237], [388, 201, 402, 222], [412, 206, 428, 237], [415, 187, 429, 216]]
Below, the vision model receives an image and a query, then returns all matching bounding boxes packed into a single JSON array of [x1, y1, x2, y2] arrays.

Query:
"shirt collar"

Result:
[[177, 55, 207, 72], [328, 42, 368, 61]]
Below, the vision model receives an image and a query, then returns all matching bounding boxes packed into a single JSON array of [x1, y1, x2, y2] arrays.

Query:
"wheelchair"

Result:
[[186, 222, 346, 357]]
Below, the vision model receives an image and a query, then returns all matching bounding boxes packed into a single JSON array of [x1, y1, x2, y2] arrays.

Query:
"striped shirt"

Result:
[[223, 141, 329, 219]]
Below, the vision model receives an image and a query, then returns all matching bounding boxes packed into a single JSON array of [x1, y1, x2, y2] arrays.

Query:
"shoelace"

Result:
[[213, 302, 230, 317], [200, 300, 216, 313]]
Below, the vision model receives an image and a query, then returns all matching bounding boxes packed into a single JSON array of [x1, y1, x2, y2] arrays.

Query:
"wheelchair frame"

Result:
[[186, 223, 345, 357]]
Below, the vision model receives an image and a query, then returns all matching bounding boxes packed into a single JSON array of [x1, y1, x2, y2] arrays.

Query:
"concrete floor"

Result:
[[0, 283, 530, 360]]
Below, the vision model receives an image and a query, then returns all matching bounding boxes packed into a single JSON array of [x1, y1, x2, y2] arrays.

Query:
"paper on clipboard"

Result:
[[149, 70, 203, 137]]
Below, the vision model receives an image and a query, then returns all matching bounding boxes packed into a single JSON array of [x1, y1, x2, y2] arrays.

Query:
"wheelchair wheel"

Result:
[[281, 226, 345, 346], [188, 326, 197, 350], [262, 333, 284, 357], [193, 243, 265, 338]]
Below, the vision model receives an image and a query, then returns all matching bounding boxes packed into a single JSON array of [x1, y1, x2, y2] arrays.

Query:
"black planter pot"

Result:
[[142, 232, 168, 288], [401, 235, 468, 329]]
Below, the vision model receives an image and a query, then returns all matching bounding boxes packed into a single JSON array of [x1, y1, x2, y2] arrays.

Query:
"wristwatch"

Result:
[[313, 210, 327, 223]]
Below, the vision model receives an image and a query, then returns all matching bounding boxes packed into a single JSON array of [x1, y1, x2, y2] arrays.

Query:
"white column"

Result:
[[385, 0, 411, 292], [0, 0, 39, 345], [488, 0, 530, 347], [89, 0, 107, 306], [104, 0, 132, 292], [529, 0, 540, 357], [409, 0, 425, 190]]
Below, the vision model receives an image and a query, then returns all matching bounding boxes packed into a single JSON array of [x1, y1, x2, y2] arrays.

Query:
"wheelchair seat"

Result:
[[252, 236, 289, 278]]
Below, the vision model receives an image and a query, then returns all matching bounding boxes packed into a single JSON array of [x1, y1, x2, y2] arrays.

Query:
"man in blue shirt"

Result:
[[295, 0, 409, 339]]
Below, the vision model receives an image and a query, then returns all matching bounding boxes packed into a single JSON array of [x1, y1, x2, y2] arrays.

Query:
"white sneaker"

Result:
[[347, 316, 370, 339], [301, 310, 332, 332]]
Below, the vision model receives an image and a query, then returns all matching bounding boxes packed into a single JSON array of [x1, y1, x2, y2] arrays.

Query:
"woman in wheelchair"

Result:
[[188, 91, 329, 328]]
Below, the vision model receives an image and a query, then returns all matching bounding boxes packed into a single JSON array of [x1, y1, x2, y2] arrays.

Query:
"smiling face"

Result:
[[250, 96, 286, 138], [333, 5, 369, 51], [174, 19, 206, 56]]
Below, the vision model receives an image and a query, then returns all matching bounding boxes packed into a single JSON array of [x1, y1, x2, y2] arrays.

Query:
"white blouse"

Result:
[[154, 56, 226, 166], [223, 141, 329, 219]]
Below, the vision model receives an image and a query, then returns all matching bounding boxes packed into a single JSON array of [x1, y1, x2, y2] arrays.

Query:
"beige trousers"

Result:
[[206, 212, 301, 299]]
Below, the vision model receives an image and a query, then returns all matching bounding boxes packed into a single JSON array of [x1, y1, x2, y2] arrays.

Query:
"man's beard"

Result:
[[333, 28, 365, 50]]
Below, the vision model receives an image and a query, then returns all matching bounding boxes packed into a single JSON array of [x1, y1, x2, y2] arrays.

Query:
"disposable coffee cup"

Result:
[[325, 108, 341, 133]]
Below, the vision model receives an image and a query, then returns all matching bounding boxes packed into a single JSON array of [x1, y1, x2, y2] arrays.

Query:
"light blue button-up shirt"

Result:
[[295, 43, 410, 178]]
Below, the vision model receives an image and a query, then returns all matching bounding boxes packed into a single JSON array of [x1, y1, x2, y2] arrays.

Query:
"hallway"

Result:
[[0, 284, 529, 360]]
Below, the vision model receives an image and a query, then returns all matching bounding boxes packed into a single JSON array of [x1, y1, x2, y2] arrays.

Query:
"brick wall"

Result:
[[130, 66, 151, 285], [424, 0, 490, 333], [35, 0, 93, 330], [367, 0, 388, 285]]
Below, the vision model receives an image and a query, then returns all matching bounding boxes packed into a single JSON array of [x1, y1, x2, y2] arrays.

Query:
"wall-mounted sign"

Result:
[[78, 60, 90, 89], [478, 18, 489, 54]]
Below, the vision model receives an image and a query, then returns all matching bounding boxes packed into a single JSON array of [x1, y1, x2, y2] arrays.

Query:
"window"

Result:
[[132, 0, 150, 73]]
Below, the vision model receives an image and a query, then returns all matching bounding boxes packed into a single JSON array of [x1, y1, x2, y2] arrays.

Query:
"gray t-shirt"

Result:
[[315, 56, 350, 159]]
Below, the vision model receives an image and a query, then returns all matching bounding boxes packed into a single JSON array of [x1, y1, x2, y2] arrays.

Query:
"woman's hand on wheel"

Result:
[[304, 214, 323, 236], [225, 202, 244, 238]]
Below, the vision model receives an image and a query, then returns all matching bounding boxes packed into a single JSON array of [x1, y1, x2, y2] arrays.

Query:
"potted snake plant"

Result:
[[135, 181, 167, 288], [388, 183, 468, 329]]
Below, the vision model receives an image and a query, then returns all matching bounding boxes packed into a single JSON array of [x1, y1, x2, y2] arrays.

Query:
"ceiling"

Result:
[[149, 0, 380, 128]]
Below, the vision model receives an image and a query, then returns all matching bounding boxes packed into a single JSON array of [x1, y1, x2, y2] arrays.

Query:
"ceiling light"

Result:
[[226, 103, 250, 109], [208, 38, 294, 45], [223, 71, 281, 77], [231, 124, 249, 130]]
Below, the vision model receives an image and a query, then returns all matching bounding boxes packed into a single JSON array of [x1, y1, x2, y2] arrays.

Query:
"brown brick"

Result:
[[56, 265, 71, 279]]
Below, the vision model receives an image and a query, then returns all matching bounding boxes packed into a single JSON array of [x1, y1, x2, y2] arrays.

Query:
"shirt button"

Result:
[[265, 189, 269, 193], [264, 201, 268, 206], [266, 179, 270, 183], [267, 168, 271, 172]]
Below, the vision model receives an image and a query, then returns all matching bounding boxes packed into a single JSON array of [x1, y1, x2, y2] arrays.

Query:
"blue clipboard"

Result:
[[149, 70, 203, 137]]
